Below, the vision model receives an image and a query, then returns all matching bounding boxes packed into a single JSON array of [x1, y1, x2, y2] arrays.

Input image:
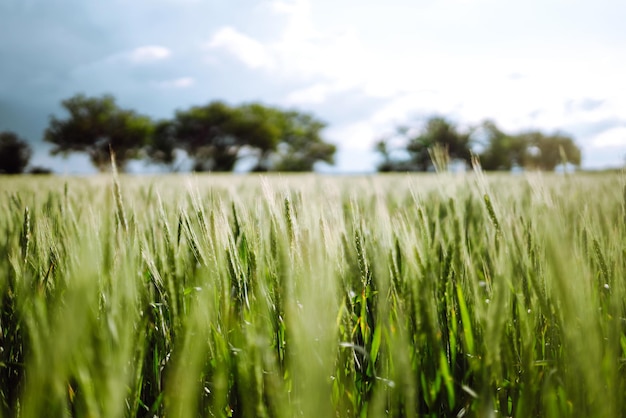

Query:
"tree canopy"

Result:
[[476, 120, 529, 171], [164, 101, 281, 172], [147, 101, 336, 172], [376, 117, 582, 172], [268, 110, 335, 172], [522, 131, 581, 171], [476, 122, 581, 171], [46, 95, 336, 173], [44, 94, 153, 172], [375, 116, 473, 172], [0, 131, 32, 174]]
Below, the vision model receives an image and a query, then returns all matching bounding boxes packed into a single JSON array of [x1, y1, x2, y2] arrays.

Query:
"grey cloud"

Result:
[[557, 117, 626, 168], [0, 100, 50, 143], [0, 0, 225, 142], [563, 118, 626, 141], [528, 109, 543, 120], [564, 98, 606, 114], [578, 98, 605, 112], [0, 2, 124, 106], [508, 73, 525, 80], [0, 0, 278, 106], [583, 147, 626, 169]]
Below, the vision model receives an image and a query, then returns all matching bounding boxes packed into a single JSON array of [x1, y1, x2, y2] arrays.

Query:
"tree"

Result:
[[375, 116, 472, 172], [150, 101, 336, 172], [45, 94, 153, 172], [476, 121, 582, 171], [522, 131, 581, 171], [269, 110, 335, 172], [163, 101, 280, 172], [145, 120, 178, 169], [0, 131, 32, 174], [408, 117, 472, 170], [477, 120, 528, 170], [236, 103, 284, 171]]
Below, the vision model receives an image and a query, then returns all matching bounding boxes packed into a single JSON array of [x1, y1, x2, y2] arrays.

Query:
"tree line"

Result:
[[0, 94, 336, 174], [0, 94, 582, 174], [375, 117, 581, 172]]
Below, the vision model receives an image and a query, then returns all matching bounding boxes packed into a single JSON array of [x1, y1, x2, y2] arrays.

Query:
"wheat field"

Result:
[[0, 171, 624, 417]]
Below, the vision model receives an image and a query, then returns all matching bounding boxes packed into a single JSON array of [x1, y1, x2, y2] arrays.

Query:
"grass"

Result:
[[0, 171, 625, 417]]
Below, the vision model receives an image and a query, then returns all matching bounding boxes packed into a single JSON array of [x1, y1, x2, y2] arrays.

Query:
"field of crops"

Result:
[[0, 171, 625, 417]]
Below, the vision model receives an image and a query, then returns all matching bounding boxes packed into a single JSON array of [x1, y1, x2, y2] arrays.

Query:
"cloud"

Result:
[[284, 82, 337, 105], [68, 45, 173, 87], [268, 0, 315, 40], [269, 0, 308, 16], [69, 44, 175, 90], [202, 0, 626, 162], [565, 98, 606, 114], [592, 126, 626, 148], [325, 121, 380, 151], [206, 0, 370, 87], [128, 45, 171, 63], [207, 26, 275, 70], [156, 77, 195, 88], [578, 98, 606, 112], [508, 73, 525, 80]]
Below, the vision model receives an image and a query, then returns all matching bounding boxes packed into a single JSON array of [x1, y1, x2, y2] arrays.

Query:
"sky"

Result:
[[1, 0, 626, 173]]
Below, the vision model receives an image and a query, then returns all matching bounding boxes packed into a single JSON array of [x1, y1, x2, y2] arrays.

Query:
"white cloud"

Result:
[[269, 0, 314, 40], [325, 121, 379, 150], [204, 0, 626, 161], [156, 77, 195, 88], [76, 45, 172, 71], [128, 45, 171, 63], [207, 26, 275, 70], [270, 0, 308, 16], [207, 0, 369, 86], [592, 127, 626, 148], [70, 45, 175, 88], [284, 82, 339, 105], [284, 84, 326, 105]]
